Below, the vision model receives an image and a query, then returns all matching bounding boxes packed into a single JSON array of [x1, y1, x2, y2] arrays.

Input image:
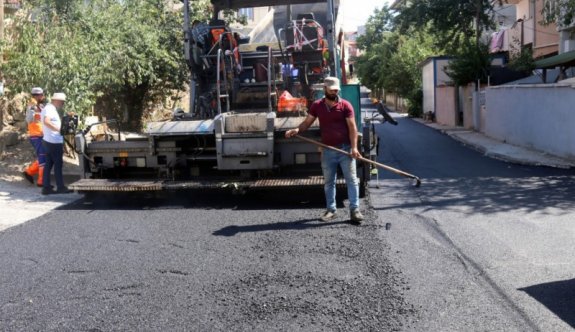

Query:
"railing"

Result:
[[216, 49, 230, 114], [215, 32, 235, 115]]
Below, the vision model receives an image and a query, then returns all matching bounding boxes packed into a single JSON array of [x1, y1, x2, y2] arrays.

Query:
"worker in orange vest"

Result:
[[22, 87, 47, 187]]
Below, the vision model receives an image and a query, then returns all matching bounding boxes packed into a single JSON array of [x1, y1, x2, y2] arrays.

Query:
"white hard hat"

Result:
[[51, 92, 67, 101], [31, 87, 44, 95]]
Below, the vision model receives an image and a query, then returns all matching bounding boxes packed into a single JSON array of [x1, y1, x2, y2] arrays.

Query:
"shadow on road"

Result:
[[519, 278, 575, 329], [372, 117, 575, 216], [58, 187, 347, 211], [372, 175, 575, 216], [212, 218, 349, 236]]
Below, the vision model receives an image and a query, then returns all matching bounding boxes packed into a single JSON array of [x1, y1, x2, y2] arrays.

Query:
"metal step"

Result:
[[69, 177, 346, 192]]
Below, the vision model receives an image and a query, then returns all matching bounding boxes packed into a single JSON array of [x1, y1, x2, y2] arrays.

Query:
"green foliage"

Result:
[[356, 6, 394, 53], [541, 0, 575, 26], [356, 33, 399, 95], [407, 89, 423, 118], [1, 0, 212, 131], [387, 30, 437, 96], [356, 6, 438, 116], [508, 39, 535, 74], [355, 0, 511, 117], [355, 6, 398, 95], [395, 0, 503, 50], [444, 40, 490, 86]]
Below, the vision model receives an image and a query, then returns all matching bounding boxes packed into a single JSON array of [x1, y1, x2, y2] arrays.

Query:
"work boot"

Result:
[[350, 209, 364, 224], [25, 160, 39, 176], [22, 171, 34, 185], [320, 210, 336, 222], [41, 187, 56, 195]]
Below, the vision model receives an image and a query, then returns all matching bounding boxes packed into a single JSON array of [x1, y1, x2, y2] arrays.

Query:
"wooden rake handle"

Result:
[[295, 134, 421, 187]]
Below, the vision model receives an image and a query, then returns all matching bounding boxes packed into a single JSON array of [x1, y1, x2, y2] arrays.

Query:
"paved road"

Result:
[[370, 115, 575, 331], [1, 107, 574, 331], [0, 186, 415, 331]]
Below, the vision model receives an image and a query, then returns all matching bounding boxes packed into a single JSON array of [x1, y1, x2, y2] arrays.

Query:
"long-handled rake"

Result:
[[295, 134, 421, 187]]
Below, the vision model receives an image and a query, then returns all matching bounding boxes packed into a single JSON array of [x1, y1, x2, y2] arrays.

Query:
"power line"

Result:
[[502, 22, 564, 37]]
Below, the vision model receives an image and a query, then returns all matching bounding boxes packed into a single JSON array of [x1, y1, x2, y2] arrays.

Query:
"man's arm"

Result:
[[285, 114, 316, 138], [43, 111, 60, 132], [25, 107, 35, 124], [345, 116, 360, 158]]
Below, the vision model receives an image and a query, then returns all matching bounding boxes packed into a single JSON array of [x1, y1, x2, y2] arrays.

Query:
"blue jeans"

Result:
[[321, 144, 359, 212], [42, 140, 65, 190]]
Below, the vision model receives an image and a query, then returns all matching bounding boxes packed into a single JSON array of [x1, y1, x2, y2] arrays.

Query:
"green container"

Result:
[[341, 84, 362, 131]]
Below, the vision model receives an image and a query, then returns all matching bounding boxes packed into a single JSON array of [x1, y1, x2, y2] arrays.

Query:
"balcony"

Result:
[[508, 17, 534, 49]]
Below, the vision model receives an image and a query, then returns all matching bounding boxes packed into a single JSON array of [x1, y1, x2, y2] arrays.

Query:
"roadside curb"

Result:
[[411, 118, 574, 169]]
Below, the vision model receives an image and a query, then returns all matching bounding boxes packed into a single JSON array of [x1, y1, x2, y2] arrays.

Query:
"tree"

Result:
[[383, 28, 438, 116], [356, 33, 399, 98], [444, 40, 490, 87], [1, 0, 212, 131], [395, 0, 504, 50], [356, 6, 439, 116], [356, 6, 394, 53], [355, 6, 398, 97], [508, 39, 535, 74]]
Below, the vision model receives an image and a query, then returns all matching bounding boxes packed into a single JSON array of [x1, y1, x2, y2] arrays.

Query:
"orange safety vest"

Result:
[[27, 105, 43, 137]]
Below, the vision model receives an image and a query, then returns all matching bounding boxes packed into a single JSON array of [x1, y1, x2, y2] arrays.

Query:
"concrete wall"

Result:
[[560, 29, 575, 53], [509, 0, 534, 47], [422, 61, 435, 114], [508, 0, 558, 57], [484, 84, 575, 159], [435, 86, 457, 126], [384, 93, 408, 112], [533, 0, 559, 57], [515, 0, 530, 21], [435, 59, 452, 86], [459, 85, 474, 129]]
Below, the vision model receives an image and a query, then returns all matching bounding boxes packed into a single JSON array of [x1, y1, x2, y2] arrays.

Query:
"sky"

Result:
[[340, 0, 392, 32]]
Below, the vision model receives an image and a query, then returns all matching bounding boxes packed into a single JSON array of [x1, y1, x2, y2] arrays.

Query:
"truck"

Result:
[[69, 0, 382, 196]]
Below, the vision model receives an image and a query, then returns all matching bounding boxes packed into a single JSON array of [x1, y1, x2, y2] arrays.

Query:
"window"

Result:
[[238, 8, 254, 21]]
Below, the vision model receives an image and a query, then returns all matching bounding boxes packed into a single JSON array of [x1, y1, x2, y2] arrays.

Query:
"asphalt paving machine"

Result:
[[69, 0, 382, 195]]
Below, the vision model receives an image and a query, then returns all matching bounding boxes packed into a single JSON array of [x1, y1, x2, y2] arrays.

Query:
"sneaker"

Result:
[[56, 187, 73, 194], [320, 210, 337, 222], [22, 172, 34, 185], [350, 209, 364, 223]]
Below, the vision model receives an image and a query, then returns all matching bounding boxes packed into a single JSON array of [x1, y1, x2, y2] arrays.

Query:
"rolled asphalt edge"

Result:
[[410, 117, 575, 169]]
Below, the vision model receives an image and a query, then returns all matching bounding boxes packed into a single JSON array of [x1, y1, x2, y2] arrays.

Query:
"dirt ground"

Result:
[[0, 132, 80, 184]]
